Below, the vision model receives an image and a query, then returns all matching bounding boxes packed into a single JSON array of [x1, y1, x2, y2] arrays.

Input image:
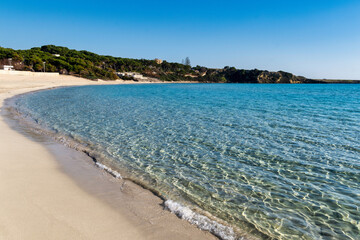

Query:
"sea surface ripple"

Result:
[[14, 84, 360, 239]]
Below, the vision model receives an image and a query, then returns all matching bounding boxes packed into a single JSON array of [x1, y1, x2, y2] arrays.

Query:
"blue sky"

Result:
[[1, 0, 360, 79]]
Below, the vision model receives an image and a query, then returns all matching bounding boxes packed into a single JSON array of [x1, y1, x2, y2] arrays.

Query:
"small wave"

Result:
[[164, 200, 239, 240], [95, 162, 122, 179]]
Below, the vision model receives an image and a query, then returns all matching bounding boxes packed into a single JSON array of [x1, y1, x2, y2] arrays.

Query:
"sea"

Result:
[[12, 83, 360, 240]]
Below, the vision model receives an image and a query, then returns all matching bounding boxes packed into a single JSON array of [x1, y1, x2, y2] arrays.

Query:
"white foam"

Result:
[[95, 162, 122, 179], [165, 200, 238, 240]]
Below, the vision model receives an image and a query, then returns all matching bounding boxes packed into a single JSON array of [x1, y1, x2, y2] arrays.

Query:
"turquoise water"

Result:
[[14, 84, 360, 239]]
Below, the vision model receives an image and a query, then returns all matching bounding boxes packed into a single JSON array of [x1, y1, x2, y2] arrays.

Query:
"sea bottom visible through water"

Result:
[[11, 83, 360, 240]]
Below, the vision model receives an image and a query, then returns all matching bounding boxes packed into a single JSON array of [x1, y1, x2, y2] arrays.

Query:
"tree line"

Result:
[[0, 45, 320, 83]]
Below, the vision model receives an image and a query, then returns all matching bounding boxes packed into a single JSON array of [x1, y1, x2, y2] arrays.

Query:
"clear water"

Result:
[[14, 84, 360, 239]]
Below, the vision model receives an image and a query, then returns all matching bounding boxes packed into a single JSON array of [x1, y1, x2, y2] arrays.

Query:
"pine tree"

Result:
[[185, 57, 191, 66]]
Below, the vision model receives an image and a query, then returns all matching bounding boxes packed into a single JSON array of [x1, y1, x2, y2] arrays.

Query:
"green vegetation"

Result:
[[0, 45, 195, 80], [0, 45, 324, 83]]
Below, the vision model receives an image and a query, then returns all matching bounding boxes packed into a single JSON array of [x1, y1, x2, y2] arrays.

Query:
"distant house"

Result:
[[155, 58, 163, 64], [52, 54, 60, 57], [3, 65, 14, 71], [116, 72, 145, 80]]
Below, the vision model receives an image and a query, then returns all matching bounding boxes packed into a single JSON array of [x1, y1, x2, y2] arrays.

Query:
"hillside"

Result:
[[0, 45, 323, 83]]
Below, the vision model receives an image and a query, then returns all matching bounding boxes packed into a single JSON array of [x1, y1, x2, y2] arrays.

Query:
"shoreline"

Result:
[[5, 89, 241, 240], [0, 74, 219, 240]]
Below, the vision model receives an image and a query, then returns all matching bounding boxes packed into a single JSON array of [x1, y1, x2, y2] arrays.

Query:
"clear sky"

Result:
[[1, 0, 360, 79]]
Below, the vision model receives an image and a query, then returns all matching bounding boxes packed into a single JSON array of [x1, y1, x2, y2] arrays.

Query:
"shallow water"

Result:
[[14, 84, 360, 239]]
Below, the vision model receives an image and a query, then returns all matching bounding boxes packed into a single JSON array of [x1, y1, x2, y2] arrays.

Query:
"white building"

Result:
[[3, 65, 14, 71], [117, 72, 145, 80]]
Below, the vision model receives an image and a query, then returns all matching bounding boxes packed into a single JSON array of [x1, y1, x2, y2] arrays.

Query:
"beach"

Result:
[[0, 73, 217, 240]]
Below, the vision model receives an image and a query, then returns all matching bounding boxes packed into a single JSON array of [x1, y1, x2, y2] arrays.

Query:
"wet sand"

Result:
[[0, 73, 216, 240]]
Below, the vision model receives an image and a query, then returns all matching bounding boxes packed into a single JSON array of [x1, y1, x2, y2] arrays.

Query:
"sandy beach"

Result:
[[0, 73, 216, 240]]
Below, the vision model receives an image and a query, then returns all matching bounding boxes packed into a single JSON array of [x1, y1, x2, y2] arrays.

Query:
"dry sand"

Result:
[[0, 73, 216, 240]]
